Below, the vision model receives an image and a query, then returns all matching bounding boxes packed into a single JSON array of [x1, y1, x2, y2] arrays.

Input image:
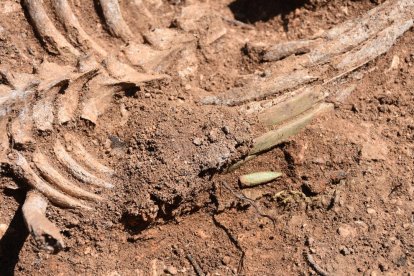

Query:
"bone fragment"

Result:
[[12, 151, 90, 209], [53, 140, 113, 188], [22, 190, 65, 253]]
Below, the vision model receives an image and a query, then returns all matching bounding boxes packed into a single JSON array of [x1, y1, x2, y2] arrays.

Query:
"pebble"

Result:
[[337, 224, 356, 238], [366, 208, 376, 215], [165, 266, 178, 275], [340, 246, 351, 255], [192, 138, 202, 146]]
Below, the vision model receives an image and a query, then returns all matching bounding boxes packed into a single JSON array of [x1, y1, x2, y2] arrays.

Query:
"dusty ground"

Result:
[[1, 0, 413, 275]]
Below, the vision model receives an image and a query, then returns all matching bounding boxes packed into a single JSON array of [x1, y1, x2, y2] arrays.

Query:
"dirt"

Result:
[[1, 0, 414, 275]]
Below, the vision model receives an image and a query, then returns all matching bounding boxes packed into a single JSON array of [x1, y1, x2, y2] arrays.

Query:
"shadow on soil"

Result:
[[229, 0, 308, 24], [0, 189, 28, 276]]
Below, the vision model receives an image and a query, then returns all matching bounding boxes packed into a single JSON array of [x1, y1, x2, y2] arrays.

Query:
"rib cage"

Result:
[[0, 0, 413, 253]]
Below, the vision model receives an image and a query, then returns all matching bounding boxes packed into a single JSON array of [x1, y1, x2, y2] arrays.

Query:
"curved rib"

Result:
[[22, 0, 79, 56], [12, 151, 91, 209], [98, 0, 133, 42], [53, 0, 107, 56], [53, 140, 114, 188], [64, 133, 114, 176], [33, 151, 103, 202]]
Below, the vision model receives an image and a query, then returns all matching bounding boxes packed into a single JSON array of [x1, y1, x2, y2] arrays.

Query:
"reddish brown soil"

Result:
[[1, 0, 413, 275]]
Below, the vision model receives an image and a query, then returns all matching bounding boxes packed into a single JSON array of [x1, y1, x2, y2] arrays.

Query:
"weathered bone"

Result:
[[64, 133, 114, 176], [0, 116, 9, 163], [80, 73, 135, 124], [98, 0, 133, 42], [122, 43, 181, 72], [202, 70, 317, 106], [33, 150, 103, 202], [11, 105, 35, 148], [33, 79, 69, 132], [53, 140, 113, 188], [12, 151, 91, 209], [57, 68, 99, 124], [53, 0, 108, 56], [22, 191, 65, 253], [22, 0, 79, 56]]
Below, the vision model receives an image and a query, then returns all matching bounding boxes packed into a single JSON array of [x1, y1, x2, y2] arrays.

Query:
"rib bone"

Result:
[[53, 140, 114, 188], [12, 151, 91, 209], [33, 150, 103, 202], [98, 0, 133, 42], [22, 0, 79, 56]]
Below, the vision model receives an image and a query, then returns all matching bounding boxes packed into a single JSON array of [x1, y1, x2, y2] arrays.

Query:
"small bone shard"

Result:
[[53, 140, 114, 188], [98, 0, 133, 42], [32, 80, 68, 132], [12, 151, 91, 209], [22, 0, 79, 56], [262, 40, 312, 62], [11, 106, 35, 148], [33, 150, 103, 202], [0, 116, 9, 163], [104, 55, 168, 83], [53, 0, 107, 56], [144, 28, 195, 50], [57, 68, 99, 124], [64, 133, 114, 176], [22, 191, 65, 253], [80, 73, 133, 124], [122, 43, 180, 72]]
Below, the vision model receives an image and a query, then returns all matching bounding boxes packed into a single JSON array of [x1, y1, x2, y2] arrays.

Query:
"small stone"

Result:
[[370, 270, 379, 276], [340, 246, 351, 255], [222, 256, 231, 265], [337, 224, 356, 238], [165, 266, 178, 275], [366, 208, 376, 215], [379, 263, 389, 272], [222, 126, 230, 135], [305, 237, 314, 246], [193, 138, 202, 146]]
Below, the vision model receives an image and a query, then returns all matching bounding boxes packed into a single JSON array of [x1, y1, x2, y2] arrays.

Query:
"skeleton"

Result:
[[0, 0, 412, 253]]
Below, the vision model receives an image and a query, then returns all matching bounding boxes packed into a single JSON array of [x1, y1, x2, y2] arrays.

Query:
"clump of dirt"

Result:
[[1, 0, 414, 275]]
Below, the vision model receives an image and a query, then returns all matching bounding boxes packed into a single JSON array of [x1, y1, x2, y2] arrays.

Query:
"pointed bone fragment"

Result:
[[64, 133, 114, 176], [57, 68, 99, 124], [122, 43, 181, 72], [144, 28, 195, 50], [53, 0, 107, 57], [0, 116, 9, 163], [262, 40, 313, 62], [53, 140, 113, 188], [11, 106, 35, 148], [12, 151, 90, 209], [33, 80, 68, 132], [33, 151, 103, 201], [80, 74, 135, 124], [104, 55, 169, 83], [22, 0, 79, 56], [98, 0, 133, 42], [202, 70, 317, 106], [251, 103, 332, 155], [22, 191, 65, 253]]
